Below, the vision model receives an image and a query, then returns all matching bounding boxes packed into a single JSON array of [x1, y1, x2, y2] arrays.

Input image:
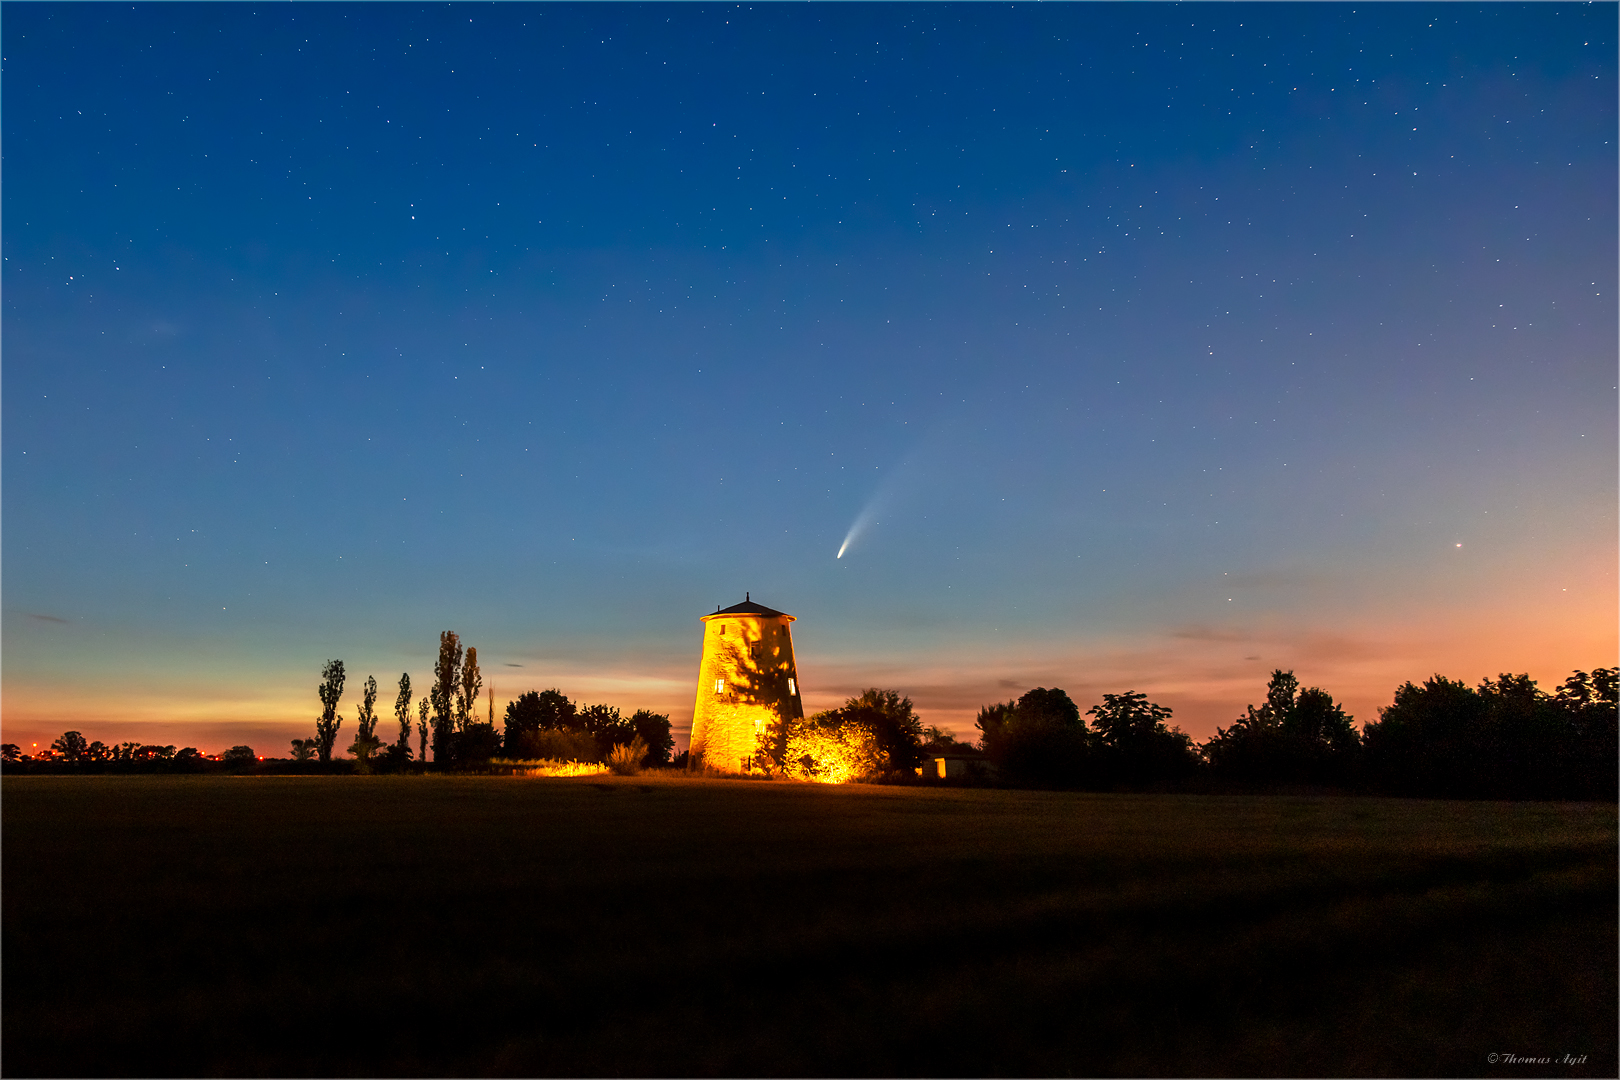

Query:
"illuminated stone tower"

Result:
[[689, 594, 804, 772]]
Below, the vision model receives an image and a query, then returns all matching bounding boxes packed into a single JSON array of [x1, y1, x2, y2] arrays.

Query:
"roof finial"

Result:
[[746, 591, 750, 602]]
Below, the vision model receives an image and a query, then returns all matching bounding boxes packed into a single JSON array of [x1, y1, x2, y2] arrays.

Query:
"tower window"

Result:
[[715, 679, 725, 694], [788, 678, 796, 695]]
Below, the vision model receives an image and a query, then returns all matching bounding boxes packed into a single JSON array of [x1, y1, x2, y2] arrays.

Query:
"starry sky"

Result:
[[5, 3, 1615, 756]]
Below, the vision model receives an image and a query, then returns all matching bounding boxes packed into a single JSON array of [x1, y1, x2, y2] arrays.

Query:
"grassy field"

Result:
[[3, 775, 1613, 1077]]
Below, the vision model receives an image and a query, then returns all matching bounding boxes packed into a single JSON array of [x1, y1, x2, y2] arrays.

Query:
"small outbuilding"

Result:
[[919, 750, 989, 780]]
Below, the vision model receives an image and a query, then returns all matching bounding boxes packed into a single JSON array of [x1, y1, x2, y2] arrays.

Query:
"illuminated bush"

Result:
[[607, 736, 648, 776], [784, 712, 886, 784]]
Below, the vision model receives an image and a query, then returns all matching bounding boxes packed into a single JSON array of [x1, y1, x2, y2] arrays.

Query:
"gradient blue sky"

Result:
[[5, 3, 1615, 755]]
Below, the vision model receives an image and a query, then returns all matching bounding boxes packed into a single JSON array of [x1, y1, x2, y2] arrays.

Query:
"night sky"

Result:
[[5, 3, 1615, 755]]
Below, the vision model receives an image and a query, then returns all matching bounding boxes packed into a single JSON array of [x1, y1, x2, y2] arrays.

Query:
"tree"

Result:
[[1555, 667, 1619, 709], [503, 689, 578, 755], [417, 697, 431, 764], [974, 700, 1017, 749], [777, 689, 924, 779], [394, 673, 414, 758], [628, 709, 674, 766], [458, 646, 482, 734], [348, 674, 383, 767], [222, 745, 258, 770], [1, 744, 21, 763], [431, 632, 462, 767], [838, 688, 925, 774], [51, 731, 89, 763], [1361, 668, 1617, 800], [1554, 668, 1619, 798], [1360, 674, 1494, 798], [458, 722, 504, 764], [315, 659, 347, 764], [978, 687, 1089, 787], [1203, 670, 1358, 788], [921, 724, 970, 752], [451, 647, 500, 762], [1087, 692, 1199, 787], [289, 738, 318, 763], [356, 675, 379, 740], [578, 703, 633, 757]]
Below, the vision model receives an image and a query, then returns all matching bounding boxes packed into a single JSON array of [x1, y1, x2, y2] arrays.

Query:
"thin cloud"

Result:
[[1170, 625, 1252, 643], [26, 613, 70, 625]]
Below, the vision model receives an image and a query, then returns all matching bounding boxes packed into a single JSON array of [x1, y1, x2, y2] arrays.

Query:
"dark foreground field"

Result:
[[3, 777, 1613, 1077]]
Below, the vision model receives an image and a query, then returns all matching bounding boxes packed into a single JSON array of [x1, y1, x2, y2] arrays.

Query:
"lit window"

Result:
[[788, 678, 796, 695], [715, 679, 725, 694]]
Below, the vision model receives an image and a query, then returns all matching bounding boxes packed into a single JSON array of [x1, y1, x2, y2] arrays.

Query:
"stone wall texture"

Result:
[[689, 612, 803, 772]]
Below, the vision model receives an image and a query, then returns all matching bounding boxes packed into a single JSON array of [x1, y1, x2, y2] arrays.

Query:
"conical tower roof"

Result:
[[704, 593, 792, 620]]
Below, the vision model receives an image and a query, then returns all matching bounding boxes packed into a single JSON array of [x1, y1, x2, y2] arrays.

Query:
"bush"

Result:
[[607, 736, 648, 776], [784, 712, 887, 783]]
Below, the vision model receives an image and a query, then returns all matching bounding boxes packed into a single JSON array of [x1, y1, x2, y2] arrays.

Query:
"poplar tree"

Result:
[[458, 646, 483, 734], [431, 631, 462, 766], [314, 660, 347, 763], [356, 676, 379, 740], [394, 673, 413, 756], [417, 696, 430, 764], [348, 675, 381, 765]]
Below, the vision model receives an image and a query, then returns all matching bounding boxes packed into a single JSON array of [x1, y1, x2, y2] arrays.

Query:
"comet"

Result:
[[832, 430, 943, 559], [836, 496, 883, 558]]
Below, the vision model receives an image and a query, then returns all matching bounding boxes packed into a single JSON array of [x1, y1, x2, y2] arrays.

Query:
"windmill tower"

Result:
[[689, 594, 804, 772]]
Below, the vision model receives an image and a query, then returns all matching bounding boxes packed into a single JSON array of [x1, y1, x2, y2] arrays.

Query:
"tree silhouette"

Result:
[[974, 700, 1017, 749], [1088, 692, 1198, 787], [222, 745, 257, 770], [1203, 670, 1357, 787], [578, 703, 632, 757], [628, 709, 674, 766], [394, 673, 414, 758], [51, 731, 89, 763], [431, 632, 461, 766], [458, 646, 482, 734], [289, 738, 318, 763], [838, 689, 925, 774], [348, 675, 383, 767], [314, 659, 347, 764], [504, 689, 579, 758], [416, 697, 431, 764], [1362, 669, 1617, 800], [979, 688, 1089, 787]]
